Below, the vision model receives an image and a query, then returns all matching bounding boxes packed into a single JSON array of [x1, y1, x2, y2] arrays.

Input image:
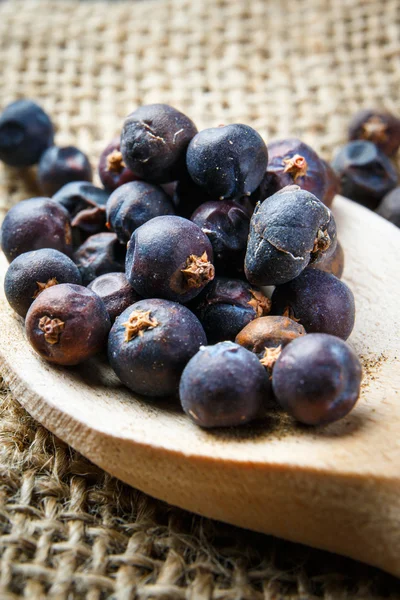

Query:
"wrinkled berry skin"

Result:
[[0, 100, 54, 167], [98, 137, 138, 191], [235, 316, 306, 356], [191, 201, 249, 277], [309, 239, 344, 279], [126, 215, 214, 303], [332, 141, 398, 210], [376, 187, 400, 228], [108, 298, 206, 397], [88, 272, 141, 322], [180, 342, 270, 428], [4, 248, 82, 318], [53, 181, 109, 245], [1, 197, 73, 263], [74, 232, 126, 285], [121, 104, 197, 183], [245, 186, 337, 286], [25, 283, 110, 366], [190, 277, 271, 344], [186, 124, 268, 200], [271, 268, 355, 340], [266, 138, 336, 207], [38, 146, 93, 196], [348, 109, 400, 157], [106, 181, 175, 244], [272, 334, 362, 425]]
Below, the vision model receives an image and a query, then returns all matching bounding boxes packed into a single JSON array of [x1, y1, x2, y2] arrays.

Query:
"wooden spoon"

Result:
[[1, 196, 399, 576]]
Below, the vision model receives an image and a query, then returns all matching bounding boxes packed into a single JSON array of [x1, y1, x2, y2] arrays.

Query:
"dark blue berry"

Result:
[[0, 197, 72, 263], [108, 298, 207, 397], [180, 341, 270, 428], [0, 100, 54, 167], [271, 268, 355, 340], [4, 248, 82, 318], [121, 104, 197, 183], [332, 140, 398, 210], [272, 334, 362, 425], [245, 186, 337, 286], [186, 124, 268, 200], [126, 215, 215, 303], [38, 146, 93, 196], [106, 181, 175, 244]]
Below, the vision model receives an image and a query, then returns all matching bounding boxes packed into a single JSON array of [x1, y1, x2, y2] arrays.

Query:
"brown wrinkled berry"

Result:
[[25, 283, 110, 365]]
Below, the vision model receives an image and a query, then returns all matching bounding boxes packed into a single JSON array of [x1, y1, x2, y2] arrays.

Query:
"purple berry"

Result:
[[180, 341, 270, 428], [38, 146, 93, 196], [108, 298, 207, 397], [126, 215, 215, 303], [272, 334, 362, 425], [0, 99, 54, 167]]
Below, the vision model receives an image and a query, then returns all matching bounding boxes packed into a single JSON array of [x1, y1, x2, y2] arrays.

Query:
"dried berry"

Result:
[[38, 146, 93, 196], [309, 239, 344, 279], [53, 181, 109, 245], [331, 141, 398, 210], [0, 99, 54, 167], [98, 137, 138, 191], [245, 186, 337, 286], [272, 334, 362, 425], [4, 248, 82, 318], [190, 277, 271, 344], [271, 268, 355, 340], [376, 187, 400, 228], [348, 109, 400, 157], [180, 342, 270, 428], [121, 104, 197, 183], [126, 215, 215, 303], [108, 298, 207, 397], [106, 181, 175, 243], [1, 197, 72, 263], [191, 200, 250, 277], [235, 315, 306, 371], [266, 138, 337, 207], [88, 272, 141, 322], [186, 124, 268, 200], [74, 232, 126, 285], [25, 283, 110, 365]]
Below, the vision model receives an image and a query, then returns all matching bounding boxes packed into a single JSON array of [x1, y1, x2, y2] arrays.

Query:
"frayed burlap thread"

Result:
[[1, 0, 400, 597]]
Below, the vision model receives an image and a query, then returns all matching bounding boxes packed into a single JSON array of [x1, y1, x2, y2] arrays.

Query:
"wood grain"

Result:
[[1, 196, 399, 576]]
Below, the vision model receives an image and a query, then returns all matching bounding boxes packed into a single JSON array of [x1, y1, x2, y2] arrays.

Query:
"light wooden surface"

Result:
[[1, 196, 400, 576]]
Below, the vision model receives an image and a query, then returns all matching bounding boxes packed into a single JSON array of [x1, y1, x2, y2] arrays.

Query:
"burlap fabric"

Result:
[[1, 0, 400, 597]]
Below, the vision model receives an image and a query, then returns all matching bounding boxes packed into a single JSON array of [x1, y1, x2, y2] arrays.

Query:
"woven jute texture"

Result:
[[1, 0, 400, 598]]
